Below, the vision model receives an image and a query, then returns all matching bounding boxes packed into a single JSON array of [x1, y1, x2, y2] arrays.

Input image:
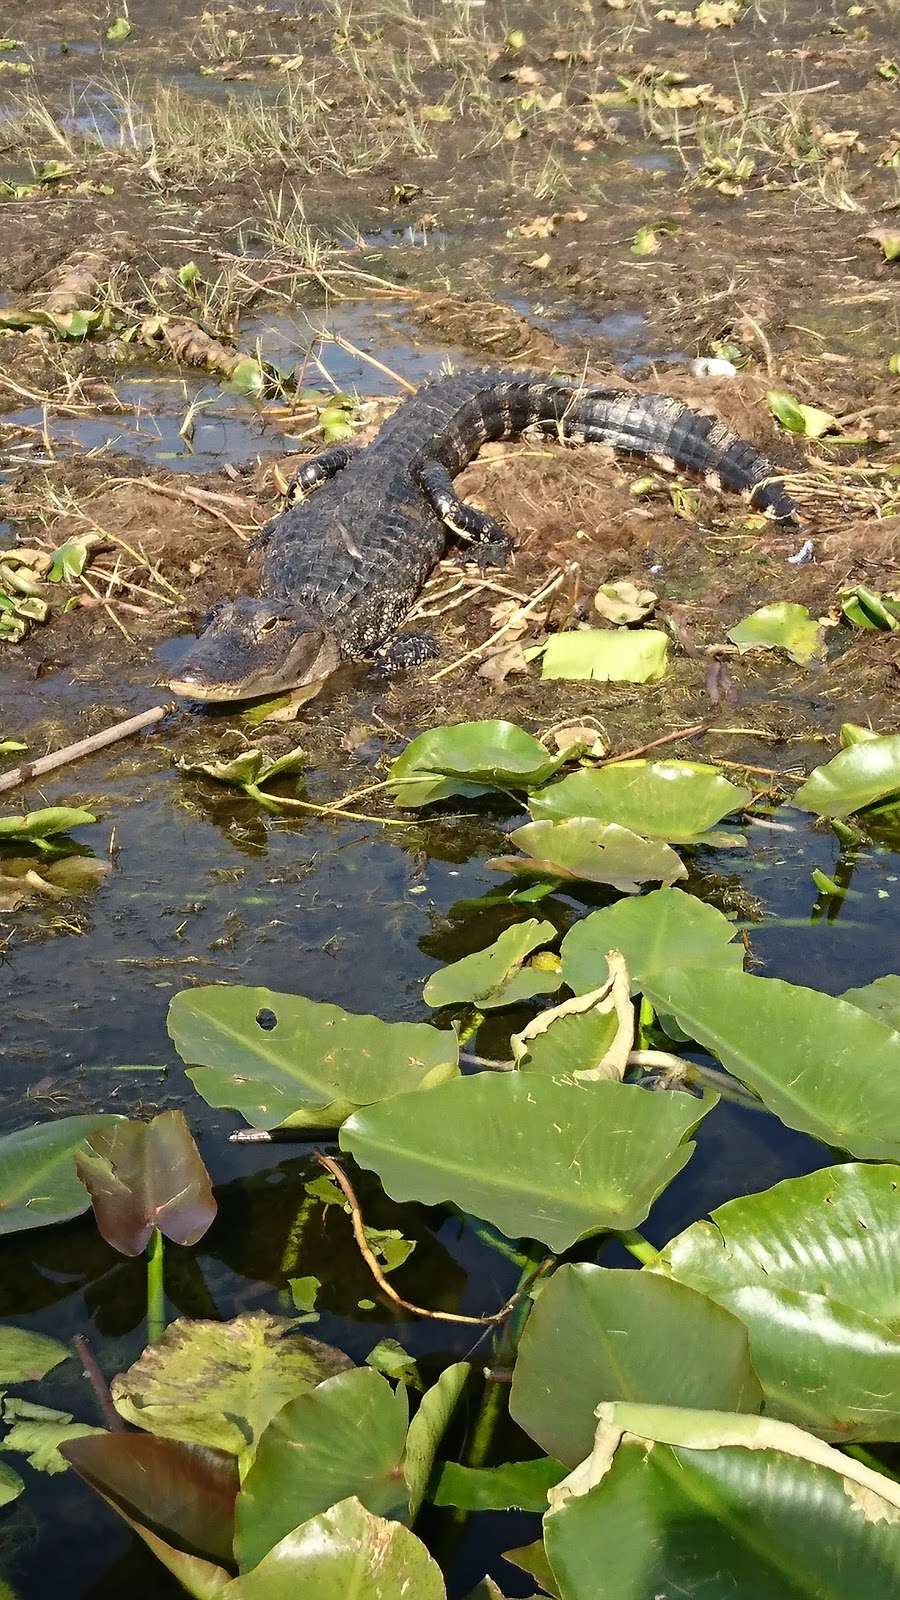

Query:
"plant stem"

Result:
[[146, 1228, 166, 1344], [844, 1445, 900, 1486], [617, 1228, 660, 1266]]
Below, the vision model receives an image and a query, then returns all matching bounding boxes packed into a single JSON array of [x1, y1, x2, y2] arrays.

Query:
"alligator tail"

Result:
[[544, 384, 797, 520]]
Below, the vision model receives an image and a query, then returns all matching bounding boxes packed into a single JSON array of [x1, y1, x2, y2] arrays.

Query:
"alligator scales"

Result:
[[170, 370, 796, 702]]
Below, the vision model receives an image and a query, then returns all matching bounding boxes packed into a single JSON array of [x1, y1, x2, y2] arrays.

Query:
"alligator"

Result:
[[169, 369, 796, 703]]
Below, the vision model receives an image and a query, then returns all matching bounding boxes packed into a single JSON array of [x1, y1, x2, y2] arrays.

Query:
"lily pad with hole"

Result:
[[168, 985, 459, 1130]]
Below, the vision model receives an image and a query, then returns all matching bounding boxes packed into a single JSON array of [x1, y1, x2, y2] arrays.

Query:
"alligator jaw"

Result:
[[168, 596, 341, 704]]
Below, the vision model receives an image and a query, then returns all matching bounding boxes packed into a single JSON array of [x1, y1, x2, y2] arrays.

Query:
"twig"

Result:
[[0, 703, 175, 795], [429, 566, 568, 681], [108, 477, 257, 540], [71, 1334, 125, 1431], [599, 722, 709, 765], [319, 329, 417, 394], [315, 1151, 551, 1325]]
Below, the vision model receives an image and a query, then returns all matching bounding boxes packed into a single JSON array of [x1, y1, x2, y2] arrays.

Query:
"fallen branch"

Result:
[[315, 1150, 552, 1325], [0, 704, 175, 796], [600, 722, 709, 765]]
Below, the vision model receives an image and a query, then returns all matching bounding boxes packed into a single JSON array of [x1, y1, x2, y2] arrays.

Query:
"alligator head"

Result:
[[168, 595, 341, 703]]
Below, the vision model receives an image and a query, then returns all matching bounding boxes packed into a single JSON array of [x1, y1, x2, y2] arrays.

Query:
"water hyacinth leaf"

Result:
[[75, 1110, 217, 1256], [560, 887, 744, 995], [422, 918, 557, 1008], [544, 1404, 900, 1600], [841, 974, 900, 1031], [0, 806, 95, 845], [0, 1326, 69, 1385], [341, 1076, 712, 1254], [654, 1162, 900, 1440], [792, 734, 900, 818], [180, 743, 306, 794], [767, 389, 837, 438], [0, 1114, 122, 1235], [434, 1456, 567, 1512], [529, 761, 750, 840], [727, 602, 824, 665], [112, 1311, 352, 1456], [0, 1463, 23, 1509], [403, 1361, 470, 1520], [62, 1432, 238, 1568], [388, 719, 574, 807], [234, 1369, 410, 1569], [229, 1498, 447, 1599], [645, 967, 900, 1158], [169, 985, 459, 1130], [510, 1265, 761, 1468], [490, 819, 686, 892], [540, 628, 669, 682]]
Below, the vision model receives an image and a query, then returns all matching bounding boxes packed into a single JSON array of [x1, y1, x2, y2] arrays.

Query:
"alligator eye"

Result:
[[259, 616, 283, 635]]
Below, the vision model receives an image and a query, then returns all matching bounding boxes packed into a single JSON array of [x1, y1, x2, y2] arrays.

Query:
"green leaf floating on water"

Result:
[[543, 1403, 900, 1600], [422, 918, 558, 1008], [792, 733, 900, 818], [168, 984, 459, 1130], [644, 967, 900, 1158], [433, 1456, 567, 1512], [0, 1462, 24, 1510], [0, 1325, 69, 1385], [229, 1498, 447, 1600], [841, 974, 900, 1032], [510, 1265, 761, 1468], [489, 819, 686, 892], [388, 719, 575, 807], [341, 1076, 713, 1253], [560, 887, 744, 995], [111, 1311, 352, 1458], [727, 601, 824, 665], [767, 388, 837, 438], [539, 628, 669, 682], [0, 806, 95, 847], [235, 1369, 410, 1568], [1, 1402, 103, 1474], [529, 760, 750, 841], [654, 1162, 900, 1441], [0, 1114, 122, 1235]]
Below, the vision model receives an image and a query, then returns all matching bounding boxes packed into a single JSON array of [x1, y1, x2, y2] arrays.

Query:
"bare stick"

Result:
[[318, 329, 417, 394], [315, 1151, 551, 1325], [72, 1334, 125, 1431], [429, 566, 569, 682], [0, 704, 175, 796], [599, 722, 709, 765]]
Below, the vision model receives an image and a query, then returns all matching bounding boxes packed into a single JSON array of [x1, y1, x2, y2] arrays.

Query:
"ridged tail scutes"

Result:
[[536, 383, 797, 522]]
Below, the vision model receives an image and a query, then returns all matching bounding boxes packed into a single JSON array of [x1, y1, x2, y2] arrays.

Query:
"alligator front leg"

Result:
[[287, 443, 357, 502], [369, 629, 440, 678], [416, 461, 513, 568]]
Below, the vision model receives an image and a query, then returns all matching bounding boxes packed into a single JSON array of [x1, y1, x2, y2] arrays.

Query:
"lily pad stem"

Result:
[[146, 1228, 166, 1344], [617, 1228, 660, 1266]]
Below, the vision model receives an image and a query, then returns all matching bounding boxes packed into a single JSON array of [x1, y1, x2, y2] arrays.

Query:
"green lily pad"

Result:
[[655, 1162, 900, 1440], [767, 389, 837, 438], [529, 761, 750, 841], [341, 1076, 713, 1254], [0, 1326, 69, 1385], [727, 602, 824, 665], [422, 919, 558, 1008], [235, 1369, 410, 1569], [560, 887, 744, 995], [841, 974, 900, 1031], [230, 1498, 447, 1599], [0, 806, 96, 847], [489, 819, 686, 892], [434, 1456, 567, 1512], [510, 1265, 761, 1467], [539, 628, 669, 682], [792, 734, 900, 818], [644, 967, 900, 1158], [168, 984, 459, 1130], [0, 1114, 122, 1235], [112, 1312, 352, 1458], [388, 720, 574, 807], [544, 1403, 900, 1600], [403, 1362, 470, 1520]]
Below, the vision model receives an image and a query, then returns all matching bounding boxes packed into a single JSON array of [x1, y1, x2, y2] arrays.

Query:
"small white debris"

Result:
[[788, 538, 815, 565], [689, 356, 738, 379]]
